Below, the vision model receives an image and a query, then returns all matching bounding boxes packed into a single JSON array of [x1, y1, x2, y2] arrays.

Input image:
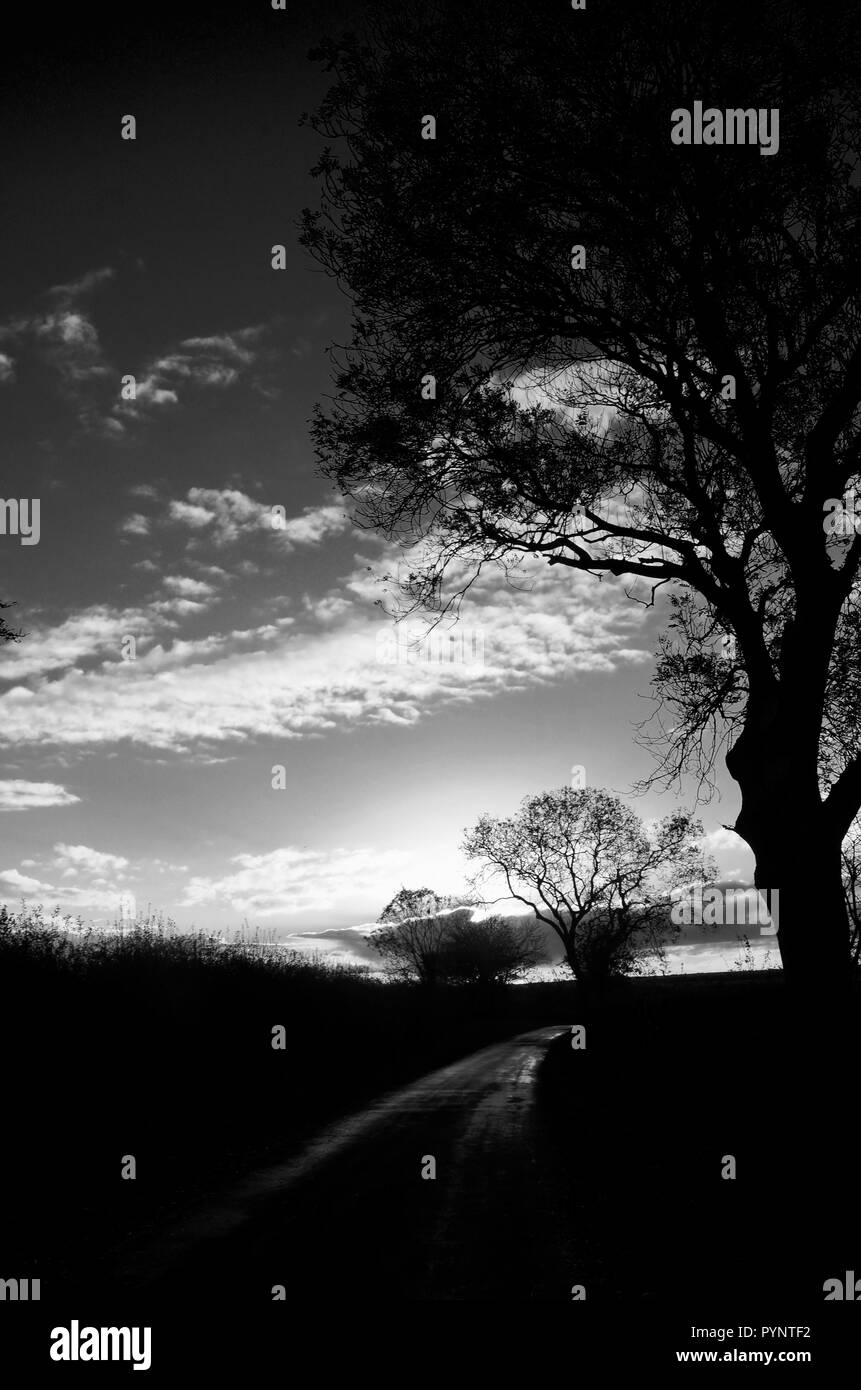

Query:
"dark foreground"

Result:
[[2, 966, 859, 1371]]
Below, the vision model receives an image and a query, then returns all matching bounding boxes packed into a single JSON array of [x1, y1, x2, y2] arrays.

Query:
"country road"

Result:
[[113, 1025, 582, 1302]]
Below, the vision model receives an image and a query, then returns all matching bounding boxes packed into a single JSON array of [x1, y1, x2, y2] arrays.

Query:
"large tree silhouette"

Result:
[[302, 0, 861, 989]]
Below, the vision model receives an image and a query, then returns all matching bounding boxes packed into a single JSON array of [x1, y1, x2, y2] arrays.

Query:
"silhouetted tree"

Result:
[[303, 0, 861, 989], [0, 600, 22, 645], [462, 788, 715, 984], [373, 888, 474, 984], [371, 893, 540, 985], [378, 885, 473, 924], [371, 912, 450, 985], [438, 913, 544, 987]]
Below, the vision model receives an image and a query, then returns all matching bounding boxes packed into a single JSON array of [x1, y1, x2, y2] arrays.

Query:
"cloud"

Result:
[[701, 826, 745, 856], [0, 868, 56, 896], [0, 604, 170, 681], [178, 328, 263, 361], [0, 555, 651, 754], [0, 867, 134, 912], [195, 565, 230, 580], [0, 780, 81, 812], [111, 325, 266, 424], [46, 268, 115, 300], [181, 845, 413, 918], [700, 825, 754, 878], [164, 489, 351, 551], [0, 266, 115, 401], [150, 598, 209, 617], [0, 595, 243, 683], [0, 271, 270, 434], [167, 488, 262, 541], [33, 310, 106, 380], [168, 500, 215, 530], [53, 843, 130, 876], [121, 513, 151, 537], [161, 575, 217, 599], [0, 837, 137, 914], [131, 379, 179, 410], [279, 504, 351, 546]]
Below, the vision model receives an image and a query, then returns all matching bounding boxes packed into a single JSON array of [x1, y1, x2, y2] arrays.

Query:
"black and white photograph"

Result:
[[1, 0, 859, 1371]]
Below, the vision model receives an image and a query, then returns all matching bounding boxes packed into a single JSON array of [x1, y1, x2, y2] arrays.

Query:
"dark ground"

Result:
[[537, 972, 860, 1306], [1, 952, 859, 1371]]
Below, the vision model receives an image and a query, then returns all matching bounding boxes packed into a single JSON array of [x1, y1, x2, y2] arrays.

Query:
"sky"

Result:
[[0, 1, 764, 971]]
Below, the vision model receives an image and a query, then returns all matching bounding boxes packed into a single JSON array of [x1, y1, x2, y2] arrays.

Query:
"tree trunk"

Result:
[[750, 834, 849, 988], [728, 723, 851, 994]]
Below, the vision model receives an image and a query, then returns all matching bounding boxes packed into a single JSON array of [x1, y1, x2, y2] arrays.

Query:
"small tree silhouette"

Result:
[[0, 599, 23, 645], [462, 788, 715, 985], [370, 888, 541, 985]]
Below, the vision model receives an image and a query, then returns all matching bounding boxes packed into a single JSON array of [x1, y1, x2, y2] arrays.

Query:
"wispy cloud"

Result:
[[0, 842, 152, 915], [46, 268, 116, 300], [181, 845, 414, 918], [0, 867, 57, 897], [110, 325, 267, 427], [164, 489, 351, 550], [0, 268, 273, 435], [0, 266, 114, 404], [0, 780, 81, 812], [0, 604, 171, 681], [0, 556, 651, 754], [279, 504, 350, 547], [1, 839, 131, 909], [53, 843, 130, 877], [119, 488, 352, 553], [162, 575, 218, 600]]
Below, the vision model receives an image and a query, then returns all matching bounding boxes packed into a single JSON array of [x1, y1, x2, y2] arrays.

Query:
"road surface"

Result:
[[112, 1025, 580, 1302]]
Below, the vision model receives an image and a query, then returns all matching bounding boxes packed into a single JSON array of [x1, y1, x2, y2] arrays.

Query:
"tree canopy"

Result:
[[303, 0, 861, 986]]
